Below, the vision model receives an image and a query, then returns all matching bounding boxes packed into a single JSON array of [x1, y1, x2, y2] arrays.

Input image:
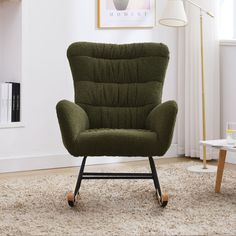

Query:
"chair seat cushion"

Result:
[[74, 129, 161, 156]]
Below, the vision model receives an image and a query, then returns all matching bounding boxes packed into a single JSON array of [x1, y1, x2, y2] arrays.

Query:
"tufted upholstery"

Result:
[[56, 42, 177, 157], [67, 42, 169, 129]]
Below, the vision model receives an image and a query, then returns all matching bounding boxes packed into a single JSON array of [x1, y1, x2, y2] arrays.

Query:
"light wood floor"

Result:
[[0, 157, 235, 180]]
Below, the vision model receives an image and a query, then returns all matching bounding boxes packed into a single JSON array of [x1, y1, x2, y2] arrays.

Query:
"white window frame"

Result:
[[219, 0, 236, 44]]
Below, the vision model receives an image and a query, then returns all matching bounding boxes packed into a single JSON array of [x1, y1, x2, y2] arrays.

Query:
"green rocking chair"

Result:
[[56, 42, 178, 208]]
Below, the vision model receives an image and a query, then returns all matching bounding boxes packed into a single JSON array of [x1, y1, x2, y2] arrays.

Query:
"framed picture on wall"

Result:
[[98, 0, 156, 28]]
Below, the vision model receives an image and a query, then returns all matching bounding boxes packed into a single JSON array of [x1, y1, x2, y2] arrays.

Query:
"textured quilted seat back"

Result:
[[67, 42, 169, 129]]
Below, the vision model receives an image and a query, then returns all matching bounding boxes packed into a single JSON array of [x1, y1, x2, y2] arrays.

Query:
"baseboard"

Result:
[[0, 144, 177, 173]]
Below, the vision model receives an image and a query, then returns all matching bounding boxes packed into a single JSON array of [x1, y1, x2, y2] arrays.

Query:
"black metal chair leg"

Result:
[[67, 156, 87, 207], [73, 156, 87, 197], [148, 156, 162, 197], [148, 156, 169, 207]]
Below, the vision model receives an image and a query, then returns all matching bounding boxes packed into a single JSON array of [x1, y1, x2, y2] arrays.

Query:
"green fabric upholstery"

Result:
[[56, 42, 178, 157], [56, 100, 89, 156], [75, 129, 160, 156], [67, 42, 169, 129], [145, 101, 178, 156]]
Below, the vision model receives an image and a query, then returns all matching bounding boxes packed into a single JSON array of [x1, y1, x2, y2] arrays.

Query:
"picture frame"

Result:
[[98, 0, 156, 28]]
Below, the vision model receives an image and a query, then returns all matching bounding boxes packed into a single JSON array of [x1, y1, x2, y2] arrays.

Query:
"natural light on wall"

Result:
[[219, 0, 236, 39]]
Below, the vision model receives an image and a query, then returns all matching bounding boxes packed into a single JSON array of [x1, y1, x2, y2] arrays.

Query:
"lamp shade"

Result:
[[159, 0, 188, 27]]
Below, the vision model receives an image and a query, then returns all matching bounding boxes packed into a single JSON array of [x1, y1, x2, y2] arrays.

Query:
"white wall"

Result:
[[0, 0, 178, 172], [0, 3, 2, 76], [220, 42, 236, 164], [0, 1, 21, 83]]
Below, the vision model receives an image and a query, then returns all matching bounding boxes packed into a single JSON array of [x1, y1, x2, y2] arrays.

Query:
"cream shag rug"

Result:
[[0, 161, 236, 236]]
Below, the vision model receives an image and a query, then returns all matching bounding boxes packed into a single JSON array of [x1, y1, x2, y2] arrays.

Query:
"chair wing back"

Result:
[[67, 42, 169, 129]]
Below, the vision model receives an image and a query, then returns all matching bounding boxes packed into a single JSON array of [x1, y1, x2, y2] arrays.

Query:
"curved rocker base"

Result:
[[67, 156, 168, 208]]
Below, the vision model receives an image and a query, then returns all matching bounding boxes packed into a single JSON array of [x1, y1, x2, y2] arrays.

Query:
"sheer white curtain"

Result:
[[177, 0, 220, 159]]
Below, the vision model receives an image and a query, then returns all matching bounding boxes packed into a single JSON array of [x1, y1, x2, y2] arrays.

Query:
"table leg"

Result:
[[215, 149, 227, 193]]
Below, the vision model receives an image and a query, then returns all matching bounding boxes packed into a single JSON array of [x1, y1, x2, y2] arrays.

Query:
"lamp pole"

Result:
[[185, 0, 214, 169], [185, 0, 215, 171], [184, 0, 214, 169], [200, 11, 207, 168], [159, 0, 216, 172], [185, 0, 214, 18]]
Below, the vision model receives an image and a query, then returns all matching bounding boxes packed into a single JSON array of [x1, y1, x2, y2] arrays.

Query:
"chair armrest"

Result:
[[145, 101, 178, 155], [56, 100, 89, 155]]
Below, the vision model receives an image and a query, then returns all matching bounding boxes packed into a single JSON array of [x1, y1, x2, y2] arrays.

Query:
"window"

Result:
[[219, 0, 236, 39]]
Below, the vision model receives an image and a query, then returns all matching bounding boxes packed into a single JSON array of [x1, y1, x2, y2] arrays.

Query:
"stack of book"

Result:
[[0, 82, 20, 123]]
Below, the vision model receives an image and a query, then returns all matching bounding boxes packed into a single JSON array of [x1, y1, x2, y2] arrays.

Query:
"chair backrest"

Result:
[[67, 42, 169, 129]]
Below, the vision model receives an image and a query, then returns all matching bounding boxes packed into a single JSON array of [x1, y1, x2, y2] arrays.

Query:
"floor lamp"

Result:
[[159, 0, 216, 172]]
